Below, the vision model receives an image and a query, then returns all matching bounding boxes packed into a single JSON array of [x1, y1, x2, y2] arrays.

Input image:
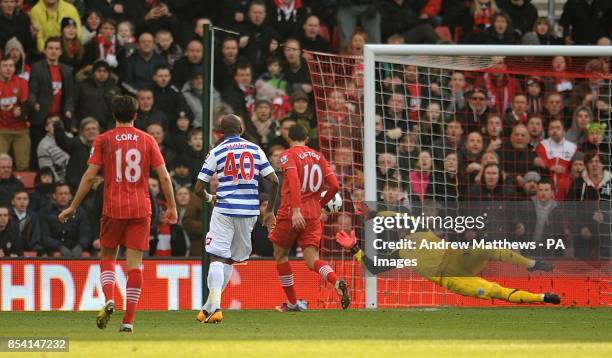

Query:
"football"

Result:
[[321, 191, 343, 213]]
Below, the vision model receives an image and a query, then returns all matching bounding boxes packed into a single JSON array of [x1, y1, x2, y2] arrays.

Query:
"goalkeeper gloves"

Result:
[[336, 230, 356, 250], [528, 260, 555, 272], [335, 230, 363, 264]]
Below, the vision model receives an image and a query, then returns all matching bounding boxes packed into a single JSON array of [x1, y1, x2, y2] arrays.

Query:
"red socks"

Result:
[[276, 262, 297, 306], [100, 259, 115, 303], [314, 260, 338, 285], [123, 268, 143, 324]]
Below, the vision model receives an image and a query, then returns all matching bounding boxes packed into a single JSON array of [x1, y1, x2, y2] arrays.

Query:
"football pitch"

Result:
[[1, 308, 611, 357]]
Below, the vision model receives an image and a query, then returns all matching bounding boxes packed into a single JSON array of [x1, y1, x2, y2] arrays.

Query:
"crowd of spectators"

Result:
[[0, 0, 610, 259]]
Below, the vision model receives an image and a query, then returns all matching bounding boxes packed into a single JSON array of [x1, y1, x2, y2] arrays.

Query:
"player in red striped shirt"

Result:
[[269, 124, 350, 311], [59, 96, 177, 332]]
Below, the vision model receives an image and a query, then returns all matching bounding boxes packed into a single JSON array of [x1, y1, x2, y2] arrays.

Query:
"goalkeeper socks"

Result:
[[207, 261, 224, 311], [276, 262, 297, 306], [100, 259, 116, 303], [506, 289, 544, 303], [123, 268, 142, 324], [314, 260, 338, 285]]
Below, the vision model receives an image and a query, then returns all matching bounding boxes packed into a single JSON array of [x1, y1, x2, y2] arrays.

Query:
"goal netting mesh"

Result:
[[306, 49, 612, 308]]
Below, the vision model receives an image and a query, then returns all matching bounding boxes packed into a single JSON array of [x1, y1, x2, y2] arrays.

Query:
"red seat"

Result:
[[14, 171, 36, 189]]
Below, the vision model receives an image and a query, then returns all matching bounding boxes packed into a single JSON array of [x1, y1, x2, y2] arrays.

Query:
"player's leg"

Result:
[[100, 246, 119, 303], [299, 218, 350, 308], [119, 217, 150, 332], [269, 220, 305, 311], [96, 217, 122, 329], [302, 245, 350, 309], [121, 248, 144, 331], [198, 212, 234, 323], [441, 277, 560, 304]]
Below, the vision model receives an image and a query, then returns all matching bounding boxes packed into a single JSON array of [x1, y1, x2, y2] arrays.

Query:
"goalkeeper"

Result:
[[335, 222, 561, 305]]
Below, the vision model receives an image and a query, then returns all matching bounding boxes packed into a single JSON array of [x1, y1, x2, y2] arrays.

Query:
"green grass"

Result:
[[1, 309, 611, 357]]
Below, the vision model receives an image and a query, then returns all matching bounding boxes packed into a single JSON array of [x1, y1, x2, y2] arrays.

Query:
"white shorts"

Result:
[[205, 211, 258, 262]]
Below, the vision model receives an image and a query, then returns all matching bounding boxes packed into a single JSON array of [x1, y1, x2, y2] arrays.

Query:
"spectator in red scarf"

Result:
[[83, 19, 125, 74], [60, 17, 85, 70]]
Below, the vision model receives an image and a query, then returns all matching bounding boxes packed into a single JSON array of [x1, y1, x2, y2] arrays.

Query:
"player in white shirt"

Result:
[[194, 114, 278, 323]]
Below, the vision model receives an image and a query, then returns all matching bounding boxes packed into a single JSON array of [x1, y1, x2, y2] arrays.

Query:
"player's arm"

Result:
[[195, 149, 217, 203], [258, 147, 279, 226], [280, 152, 305, 230], [155, 164, 177, 224], [263, 172, 279, 211], [285, 165, 305, 230], [319, 156, 340, 207], [335, 230, 399, 275], [194, 179, 216, 204], [262, 172, 279, 230], [59, 164, 100, 223]]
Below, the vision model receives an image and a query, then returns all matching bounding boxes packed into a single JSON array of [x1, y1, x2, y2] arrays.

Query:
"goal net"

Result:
[[306, 45, 612, 309]]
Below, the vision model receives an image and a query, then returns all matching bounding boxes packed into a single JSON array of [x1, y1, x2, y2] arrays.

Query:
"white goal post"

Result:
[[362, 45, 612, 309]]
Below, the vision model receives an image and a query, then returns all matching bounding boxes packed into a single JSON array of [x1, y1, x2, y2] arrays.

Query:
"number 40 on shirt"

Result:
[[223, 151, 255, 182]]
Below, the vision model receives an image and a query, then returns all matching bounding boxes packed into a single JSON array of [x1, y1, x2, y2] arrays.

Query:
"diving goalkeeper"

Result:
[[335, 228, 561, 305]]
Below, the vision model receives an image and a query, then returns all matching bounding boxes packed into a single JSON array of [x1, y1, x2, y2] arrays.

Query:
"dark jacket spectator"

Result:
[[123, 32, 167, 93], [74, 61, 121, 130], [0, 4, 36, 55], [85, 0, 126, 22], [559, 0, 612, 45], [378, 0, 422, 41], [54, 118, 100, 190], [238, 2, 282, 76], [498, 0, 538, 37], [28, 54, 75, 140], [222, 62, 256, 120], [296, 15, 332, 53], [171, 39, 204, 89], [479, 13, 517, 45], [0, 154, 24, 207], [134, 87, 169, 131], [123, 0, 178, 37], [213, 38, 247, 93], [269, 0, 308, 39], [151, 65, 192, 132], [28, 168, 55, 213], [9, 191, 43, 255], [41, 184, 92, 257], [146, 122, 177, 170], [282, 39, 311, 95], [0, 206, 21, 257]]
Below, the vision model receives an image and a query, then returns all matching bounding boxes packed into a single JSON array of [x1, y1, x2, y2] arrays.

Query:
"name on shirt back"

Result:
[[298, 151, 320, 160], [227, 143, 247, 150], [115, 133, 139, 142]]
